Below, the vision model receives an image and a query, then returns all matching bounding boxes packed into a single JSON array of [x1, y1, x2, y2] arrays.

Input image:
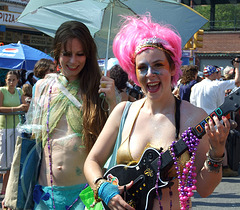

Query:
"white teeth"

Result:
[[148, 83, 158, 86]]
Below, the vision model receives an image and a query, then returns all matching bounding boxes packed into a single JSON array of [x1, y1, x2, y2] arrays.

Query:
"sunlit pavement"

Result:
[[192, 175, 240, 209]]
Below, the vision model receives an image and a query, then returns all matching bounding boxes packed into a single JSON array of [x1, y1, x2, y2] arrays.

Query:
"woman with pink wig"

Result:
[[84, 15, 230, 210]]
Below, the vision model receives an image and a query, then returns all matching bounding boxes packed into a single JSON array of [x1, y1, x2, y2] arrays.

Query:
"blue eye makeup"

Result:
[[137, 63, 161, 76]]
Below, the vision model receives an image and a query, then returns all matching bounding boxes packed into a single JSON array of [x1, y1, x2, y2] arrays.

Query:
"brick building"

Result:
[[195, 31, 240, 71]]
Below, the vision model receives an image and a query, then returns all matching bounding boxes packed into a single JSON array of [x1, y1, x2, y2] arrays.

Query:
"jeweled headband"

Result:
[[134, 36, 173, 57]]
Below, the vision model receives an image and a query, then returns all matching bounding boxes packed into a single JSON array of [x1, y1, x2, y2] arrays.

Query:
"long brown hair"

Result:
[[53, 21, 108, 152]]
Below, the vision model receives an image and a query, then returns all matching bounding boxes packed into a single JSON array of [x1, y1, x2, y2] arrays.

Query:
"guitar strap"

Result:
[[104, 98, 146, 169], [175, 97, 181, 140]]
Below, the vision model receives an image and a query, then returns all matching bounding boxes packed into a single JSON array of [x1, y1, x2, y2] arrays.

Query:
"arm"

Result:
[[0, 90, 28, 113], [84, 102, 134, 209], [233, 58, 240, 86], [194, 108, 230, 197], [84, 102, 125, 188]]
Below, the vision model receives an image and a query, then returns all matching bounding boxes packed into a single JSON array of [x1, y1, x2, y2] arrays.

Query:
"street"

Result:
[[192, 175, 240, 209]]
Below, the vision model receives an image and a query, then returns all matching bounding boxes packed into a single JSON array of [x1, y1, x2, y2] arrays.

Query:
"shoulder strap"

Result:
[[104, 98, 147, 169], [104, 101, 132, 169], [55, 77, 82, 109], [175, 97, 181, 139], [121, 98, 147, 139]]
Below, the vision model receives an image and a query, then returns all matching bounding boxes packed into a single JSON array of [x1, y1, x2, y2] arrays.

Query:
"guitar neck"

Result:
[[151, 88, 240, 172]]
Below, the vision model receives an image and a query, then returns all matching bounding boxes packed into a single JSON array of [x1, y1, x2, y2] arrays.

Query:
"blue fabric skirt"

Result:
[[33, 183, 86, 210]]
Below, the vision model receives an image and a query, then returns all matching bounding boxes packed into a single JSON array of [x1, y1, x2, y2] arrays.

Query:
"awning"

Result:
[[196, 52, 240, 58]]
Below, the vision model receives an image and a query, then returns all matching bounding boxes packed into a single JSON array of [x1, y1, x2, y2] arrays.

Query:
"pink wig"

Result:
[[113, 14, 182, 87]]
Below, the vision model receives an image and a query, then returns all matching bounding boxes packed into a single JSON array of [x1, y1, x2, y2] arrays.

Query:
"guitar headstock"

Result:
[[192, 88, 240, 138], [220, 88, 240, 114]]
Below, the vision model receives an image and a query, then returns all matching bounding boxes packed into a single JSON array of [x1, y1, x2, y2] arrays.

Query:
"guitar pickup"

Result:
[[128, 175, 145, 194]]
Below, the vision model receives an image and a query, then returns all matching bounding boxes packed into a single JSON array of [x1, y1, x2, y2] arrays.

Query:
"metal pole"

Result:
[[104, 1, 114, 76]]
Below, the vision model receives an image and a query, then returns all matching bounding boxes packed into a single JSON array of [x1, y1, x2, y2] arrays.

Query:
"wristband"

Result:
[[98, 182, 120, 205], [206, 151, 224, 162], [205, 152, 224, 173], [94, 179, 107, 203], [93, 177, 104, 185]]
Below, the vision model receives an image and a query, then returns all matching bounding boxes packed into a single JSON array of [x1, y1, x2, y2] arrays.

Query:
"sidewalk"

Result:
[[192, 175, 240, 209]]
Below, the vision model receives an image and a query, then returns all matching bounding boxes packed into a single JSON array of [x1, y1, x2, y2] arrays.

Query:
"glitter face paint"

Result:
[[136, 62, 162, 76]]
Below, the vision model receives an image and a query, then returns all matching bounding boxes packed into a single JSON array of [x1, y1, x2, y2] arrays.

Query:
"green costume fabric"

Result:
[[40, 74, 83, 148], [12, 74, 86, 210]]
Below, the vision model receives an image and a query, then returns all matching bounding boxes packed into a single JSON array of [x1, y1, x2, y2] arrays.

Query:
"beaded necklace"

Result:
[[175, 127, 199, 210], [46, 82, 80, 210], [46, 82, 55, 209], [156, 127, 199, 210]]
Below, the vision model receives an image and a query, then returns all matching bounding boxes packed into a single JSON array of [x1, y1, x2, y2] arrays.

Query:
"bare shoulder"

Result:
[[108, 101, 128, 123], [112, 100, 128, 114], [180, 100, 208, 128]]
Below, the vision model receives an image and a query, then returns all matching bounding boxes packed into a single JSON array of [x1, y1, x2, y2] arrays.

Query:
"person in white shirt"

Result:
[[190, 61, 240, 115]]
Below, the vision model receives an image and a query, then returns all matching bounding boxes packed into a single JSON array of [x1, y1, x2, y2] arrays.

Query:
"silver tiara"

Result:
[[135, 36, 169, 55]]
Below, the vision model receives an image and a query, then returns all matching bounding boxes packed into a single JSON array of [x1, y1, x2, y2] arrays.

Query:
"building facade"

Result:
[[195, 31, 240, 71], [0, 0, 53, 54]]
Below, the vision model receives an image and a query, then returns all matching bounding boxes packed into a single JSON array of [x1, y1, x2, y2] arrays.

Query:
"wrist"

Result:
[[205, 151, 224, 173], [98, 182, 120, 205], [93, 177, 104, 185], [92, 178, 107, 205], [208, 150, 225, 160]]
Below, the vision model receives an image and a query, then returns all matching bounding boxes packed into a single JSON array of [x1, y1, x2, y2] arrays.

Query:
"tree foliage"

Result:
[[194, 4, 240, 30]]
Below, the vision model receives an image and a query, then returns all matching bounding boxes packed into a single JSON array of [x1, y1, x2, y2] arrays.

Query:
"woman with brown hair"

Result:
[[3, 21, 116, 209]]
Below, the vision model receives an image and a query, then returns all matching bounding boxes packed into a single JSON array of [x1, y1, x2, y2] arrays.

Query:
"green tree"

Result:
[[194, 4, 240, 30]]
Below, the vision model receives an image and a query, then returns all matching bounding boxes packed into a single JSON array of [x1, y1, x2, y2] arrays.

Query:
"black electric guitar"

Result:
[[103, 88, 240, 210]]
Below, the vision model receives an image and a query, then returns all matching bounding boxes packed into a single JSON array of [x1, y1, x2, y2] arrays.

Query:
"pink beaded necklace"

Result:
[[156, 127, 199, 210]]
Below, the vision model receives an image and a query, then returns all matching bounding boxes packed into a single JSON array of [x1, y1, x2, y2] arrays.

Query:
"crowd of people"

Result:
[[0, 13, 239, 210]]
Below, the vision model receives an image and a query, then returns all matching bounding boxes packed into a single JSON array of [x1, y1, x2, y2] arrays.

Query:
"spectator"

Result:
[[215, 66, 224, 81], [0, 70, 29, 195], [223, 66, 235, 80], [16, 69, 27, 88], [190, 64, 240, 115], [32, 58, 56, 98], [25, 71, 38, 87], [22, 83, 32, 104], [33, 58, 56, 79], [173, 65, 199, 101], [109, 64, 136, 102]]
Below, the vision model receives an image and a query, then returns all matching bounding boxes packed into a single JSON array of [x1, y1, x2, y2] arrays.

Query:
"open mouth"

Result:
[[67, 65, 79, 71], [147, 82, 160, 93]]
